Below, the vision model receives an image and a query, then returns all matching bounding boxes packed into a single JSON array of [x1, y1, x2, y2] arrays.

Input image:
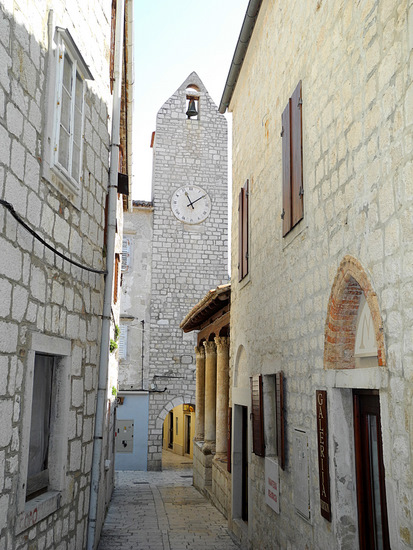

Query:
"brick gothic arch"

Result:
[[324, 255, 386, 369]]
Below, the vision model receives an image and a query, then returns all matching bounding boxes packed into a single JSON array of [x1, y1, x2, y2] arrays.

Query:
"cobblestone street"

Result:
[[98, 450, 242, 550]]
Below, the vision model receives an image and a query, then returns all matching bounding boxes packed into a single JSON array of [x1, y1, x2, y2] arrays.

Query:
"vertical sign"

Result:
[[265, 457, 280, 514], [316, 390, 331, 521]]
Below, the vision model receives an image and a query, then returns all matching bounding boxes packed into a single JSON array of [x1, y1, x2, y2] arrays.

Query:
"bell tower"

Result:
[[146, 72, 228, 470]]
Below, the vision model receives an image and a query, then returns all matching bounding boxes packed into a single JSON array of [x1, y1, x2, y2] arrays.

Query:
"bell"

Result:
[[186, 98, 198, 118]]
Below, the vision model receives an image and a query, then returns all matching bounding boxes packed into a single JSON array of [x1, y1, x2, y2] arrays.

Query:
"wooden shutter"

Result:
[[276, 371, 285, 470], [281, 101, 292, 236], [242, 180, 249, 278], [291, 81, 303, 227], [238, 180, 249, 281], [103, 194, 109, 249], [109, 0, 116, 93], [114, 254, 120, 304], [227, 406, 232, 473], [238, 188, 243, 281], [251, 374, 265, 457]]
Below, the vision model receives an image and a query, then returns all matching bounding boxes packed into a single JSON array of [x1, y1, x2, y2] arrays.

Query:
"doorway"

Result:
[[353, 391, 390, 549], [184, 415, 191, 455], [168, 411, 173, 449], [233, 404, 248, 522]]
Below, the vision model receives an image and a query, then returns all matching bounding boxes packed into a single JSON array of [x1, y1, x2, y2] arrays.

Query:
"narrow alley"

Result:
[[98, 450, 242, 550]]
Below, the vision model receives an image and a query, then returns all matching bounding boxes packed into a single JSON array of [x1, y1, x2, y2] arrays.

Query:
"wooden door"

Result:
[[241, 405, 248, 522], [354, 391, 390, 550]]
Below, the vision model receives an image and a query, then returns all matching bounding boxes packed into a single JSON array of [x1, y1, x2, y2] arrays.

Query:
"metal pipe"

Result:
[[141, 319, 145, 388], [218, 0, 263, 114], [86, 0, 125, 548]]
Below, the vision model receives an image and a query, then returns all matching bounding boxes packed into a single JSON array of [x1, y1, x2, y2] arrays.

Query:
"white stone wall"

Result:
[[147, 72, 229, 470], [119, 203, 153, 390], [0, 1, 119, 548], [229, 1, 413, 549]]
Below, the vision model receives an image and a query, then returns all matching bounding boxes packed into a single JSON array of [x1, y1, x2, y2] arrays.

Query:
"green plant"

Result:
[[114, 324, 120, 341], [112, 386, 117, 396], [110, 339, 118, 353]]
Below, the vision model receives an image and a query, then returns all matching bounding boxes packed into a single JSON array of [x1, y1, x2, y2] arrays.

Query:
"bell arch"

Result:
[[324, 255, 386, 369]]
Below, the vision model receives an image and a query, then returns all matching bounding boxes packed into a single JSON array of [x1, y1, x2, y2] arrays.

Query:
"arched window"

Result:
[[324, 256, 385, 369]]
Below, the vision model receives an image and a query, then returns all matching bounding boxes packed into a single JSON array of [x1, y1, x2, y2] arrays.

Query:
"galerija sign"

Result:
[[316, 390, 331, 521]]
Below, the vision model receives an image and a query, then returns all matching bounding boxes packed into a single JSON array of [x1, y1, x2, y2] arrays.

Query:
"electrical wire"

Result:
[[0, 198, 107, 275]]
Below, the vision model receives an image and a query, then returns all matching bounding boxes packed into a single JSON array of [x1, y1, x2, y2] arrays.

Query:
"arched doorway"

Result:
[[324, 256, 390, 549], [156, 397, 195, 470]]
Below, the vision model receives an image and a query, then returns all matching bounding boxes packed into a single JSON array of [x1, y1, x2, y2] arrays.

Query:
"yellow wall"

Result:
[[162, 404, 195, 458]]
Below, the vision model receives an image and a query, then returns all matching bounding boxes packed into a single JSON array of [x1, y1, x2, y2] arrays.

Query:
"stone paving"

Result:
[[98, 450, 242, 550]]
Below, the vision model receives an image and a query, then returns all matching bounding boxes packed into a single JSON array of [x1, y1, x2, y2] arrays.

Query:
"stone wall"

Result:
[[193, 441, 212, 493], [0, 1, 118, 548], [210, 460, 231, 520], [119, 202, 153, 390], [229, 0, 413, 548]]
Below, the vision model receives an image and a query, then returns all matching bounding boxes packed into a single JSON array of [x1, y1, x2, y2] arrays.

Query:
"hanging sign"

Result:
[[316, 390, 331, 521], [265, 457, 280, 514]]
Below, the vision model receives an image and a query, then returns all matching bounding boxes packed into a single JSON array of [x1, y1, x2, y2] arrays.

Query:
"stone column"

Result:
[[203, 340, 217, 452], [194, 345, 205, 441], [215, 337, 230, 458]]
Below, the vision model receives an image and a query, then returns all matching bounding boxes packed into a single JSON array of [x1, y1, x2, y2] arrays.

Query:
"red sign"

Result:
[[316, 390, 331, 521]]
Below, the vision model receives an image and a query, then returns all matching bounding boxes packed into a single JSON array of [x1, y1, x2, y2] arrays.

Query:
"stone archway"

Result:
[[324, 255, 386, 369], [155, 395, 193, 432]]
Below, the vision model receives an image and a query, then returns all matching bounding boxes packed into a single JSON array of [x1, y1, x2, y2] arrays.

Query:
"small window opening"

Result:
[[185, 86, 200, 119]]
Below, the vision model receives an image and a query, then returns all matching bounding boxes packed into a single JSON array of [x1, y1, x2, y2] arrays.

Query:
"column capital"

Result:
[[214, 336, 230, 353], [195, 345, 205, 358], [203, 340, 217, 355]]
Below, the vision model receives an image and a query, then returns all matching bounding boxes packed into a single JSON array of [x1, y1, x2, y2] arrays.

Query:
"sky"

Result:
[[132, 0, 250, 201]]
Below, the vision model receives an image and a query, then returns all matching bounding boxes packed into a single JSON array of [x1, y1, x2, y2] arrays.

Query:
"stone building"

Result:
[[0, 0, 133, 548], [117, 72, 228, 471], [219, 0, 413, 549]]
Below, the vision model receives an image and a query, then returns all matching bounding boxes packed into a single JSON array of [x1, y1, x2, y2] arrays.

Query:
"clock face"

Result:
[[171, 185, 211, 224]]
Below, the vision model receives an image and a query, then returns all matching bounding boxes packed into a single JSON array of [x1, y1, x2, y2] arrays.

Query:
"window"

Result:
[[262, 373, 285, 468], [52, 29, 93, 190], [17, 333, 70, 534], [118, 325, 128, 360], [26, 355, 55, 500], [238, 180, 249, 282], [281, 81, 303, 236], [250, 374, 265, 457]]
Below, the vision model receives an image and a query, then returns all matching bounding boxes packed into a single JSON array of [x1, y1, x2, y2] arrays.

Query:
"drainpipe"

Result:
[[86, 0, 125, 548]]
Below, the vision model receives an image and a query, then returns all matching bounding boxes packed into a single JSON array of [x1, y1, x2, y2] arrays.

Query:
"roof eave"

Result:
[[180, 284, 231, 332], [218, 0, 263, 114]]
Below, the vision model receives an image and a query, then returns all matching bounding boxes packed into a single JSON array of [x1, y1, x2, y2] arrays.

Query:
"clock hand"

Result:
[[190, 194, 207, 205], [185, 192, 194, 209]]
